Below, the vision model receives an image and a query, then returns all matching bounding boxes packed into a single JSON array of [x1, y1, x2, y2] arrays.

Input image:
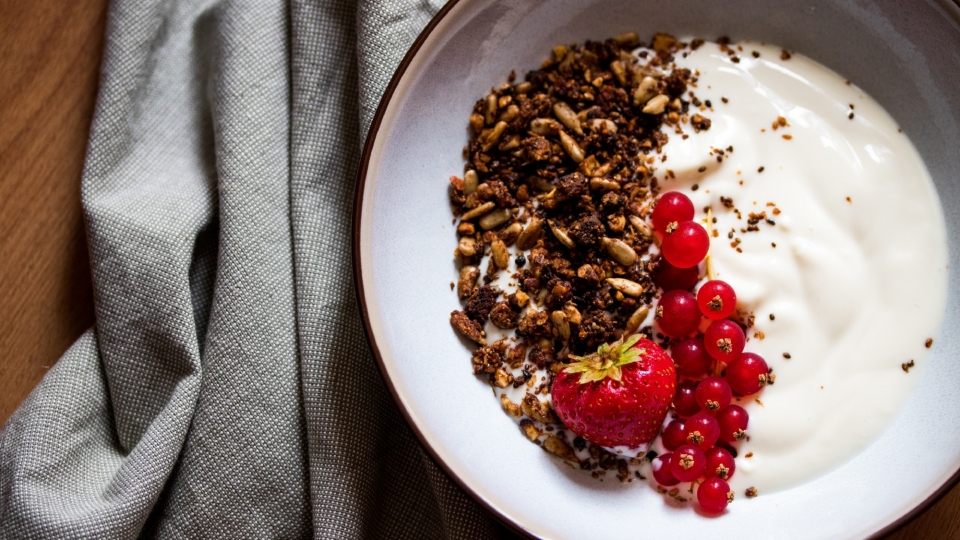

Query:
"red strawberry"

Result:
[[552, 335, 676, 448]]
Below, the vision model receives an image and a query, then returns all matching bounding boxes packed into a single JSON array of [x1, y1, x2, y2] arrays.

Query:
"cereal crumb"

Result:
[[746, 487, 759, 498], [926, 338, 934, 348]]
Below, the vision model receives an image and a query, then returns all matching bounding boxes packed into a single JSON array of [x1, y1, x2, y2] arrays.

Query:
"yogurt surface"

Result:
[[486, 39, 948, 495], [658, 40, 948, 493]]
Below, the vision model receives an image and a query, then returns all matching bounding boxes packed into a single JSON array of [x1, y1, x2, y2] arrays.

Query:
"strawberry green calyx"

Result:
[[564, 334, 648, 384]]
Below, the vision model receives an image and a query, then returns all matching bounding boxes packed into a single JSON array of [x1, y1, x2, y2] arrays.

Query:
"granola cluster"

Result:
[[448, 32, 711, 475]]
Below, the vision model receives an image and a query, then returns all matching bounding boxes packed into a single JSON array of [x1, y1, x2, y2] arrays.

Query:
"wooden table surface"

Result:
[[1, 1, 958, 537]]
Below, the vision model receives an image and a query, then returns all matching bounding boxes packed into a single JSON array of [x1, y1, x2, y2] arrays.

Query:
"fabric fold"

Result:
[[1, 0, 518, 538]]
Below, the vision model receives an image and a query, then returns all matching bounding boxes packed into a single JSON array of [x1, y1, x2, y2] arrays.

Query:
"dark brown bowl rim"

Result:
[[350, 0, 960, 537]]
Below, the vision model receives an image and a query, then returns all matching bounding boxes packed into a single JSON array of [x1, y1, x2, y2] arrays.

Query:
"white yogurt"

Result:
[[657, 41, 949, 493], [480, 39, 947, 496]]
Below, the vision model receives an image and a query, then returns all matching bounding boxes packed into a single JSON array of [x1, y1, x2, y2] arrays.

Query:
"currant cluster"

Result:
[[648, 191, 772, 513]]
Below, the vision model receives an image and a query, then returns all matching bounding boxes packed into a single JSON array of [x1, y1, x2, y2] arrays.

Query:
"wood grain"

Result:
[[0, 0, 105, 422], [0, 1, 957, 537]]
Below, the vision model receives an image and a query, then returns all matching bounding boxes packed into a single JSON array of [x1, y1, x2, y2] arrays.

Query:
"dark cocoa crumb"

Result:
[[926, 338, 934, 348], [769, 313, 775, 321], [902, 359, 915, 373], [783, 352, 791, 359], [752, 51, 760, 58], [692, 184, 699, 191], [721, 96, 729, 103], [705, 99, 712, 107], [780, 49, 791, 60], [848, 112, 855, 120]]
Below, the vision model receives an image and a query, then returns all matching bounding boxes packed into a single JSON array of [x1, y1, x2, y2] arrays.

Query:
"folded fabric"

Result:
[[0, 0, 517, 538]]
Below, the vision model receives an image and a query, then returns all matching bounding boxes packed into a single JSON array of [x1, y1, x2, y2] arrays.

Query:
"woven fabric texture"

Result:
[[0, 0, 516, 538]]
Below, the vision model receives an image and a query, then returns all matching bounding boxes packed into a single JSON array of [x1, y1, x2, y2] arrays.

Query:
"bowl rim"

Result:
[[350, 0, 960, 537]]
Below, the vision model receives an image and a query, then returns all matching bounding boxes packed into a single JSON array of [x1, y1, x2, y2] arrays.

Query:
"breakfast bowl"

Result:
[[352, 0, 960, 537]]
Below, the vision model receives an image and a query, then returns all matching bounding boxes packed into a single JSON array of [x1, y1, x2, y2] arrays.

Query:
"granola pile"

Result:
[[448, 32, 712, 478]]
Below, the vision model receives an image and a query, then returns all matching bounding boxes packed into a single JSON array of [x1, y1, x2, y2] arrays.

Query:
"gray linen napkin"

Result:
[[0, 0, 517, 538]]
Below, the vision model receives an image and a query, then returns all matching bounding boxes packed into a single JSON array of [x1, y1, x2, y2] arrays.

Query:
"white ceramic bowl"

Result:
[[353, 1, 960, 538]]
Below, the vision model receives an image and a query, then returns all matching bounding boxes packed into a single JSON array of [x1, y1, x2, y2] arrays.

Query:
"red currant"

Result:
[[671, 444, 706, 482], [697, 477, 734, 513], [651, 191, 694, 234], [661, 221, 709, 269], [652, 452, 680, 486], [704, 319, 745, 362], [654, 259, 700, 292], [662, 419, 687, 451], [683, 412, 720, 450], [716, 404, 749, 443], [656, 290, 701, 338], [696, 280, 737, 320], [672, 338, 713, 379], [673, 380, 700, 417], [695, 376, 732, 413], [725, 352, 770, 395], [704, 447, 736, 480]]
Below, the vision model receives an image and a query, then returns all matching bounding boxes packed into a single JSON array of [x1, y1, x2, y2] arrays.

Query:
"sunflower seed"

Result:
[[558, 130, 585, 163], [625, 305, 650, 333], [457, 265, 479, 299], [457, 237, 478, 258], [481, 121, 508, 152], [531, 176, 554, 193], [514, 81, 532, 94], [469, 113, 484, 133], [491, 238, 510, 269], [479, 208, 512, 230], [633, 76, 658, 106], [601, 237, 638, 266], [613, 31, 640, 47], [551, 310, 570, 340], [643, 94, 670, 115], [585, 118, 618, 134], [530, 117, 561, 136], [552, 101, 583, 136], [499, 104, 519, 123], [589, 177, 620, 191], [498, 134, 520, 151], [543, 435, 576, 461], [576, 106, 598, 123], [610, 60, 627, 86], [606, 277, 644, 297], [463, 170, 478, 195], [500, 222, 523, 246], [548, 220, 576, 248], [484, 93, 497, 125], [460, 201, 495, 221], [516, 218, 543, 250], [628, 214, 655, 240]]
